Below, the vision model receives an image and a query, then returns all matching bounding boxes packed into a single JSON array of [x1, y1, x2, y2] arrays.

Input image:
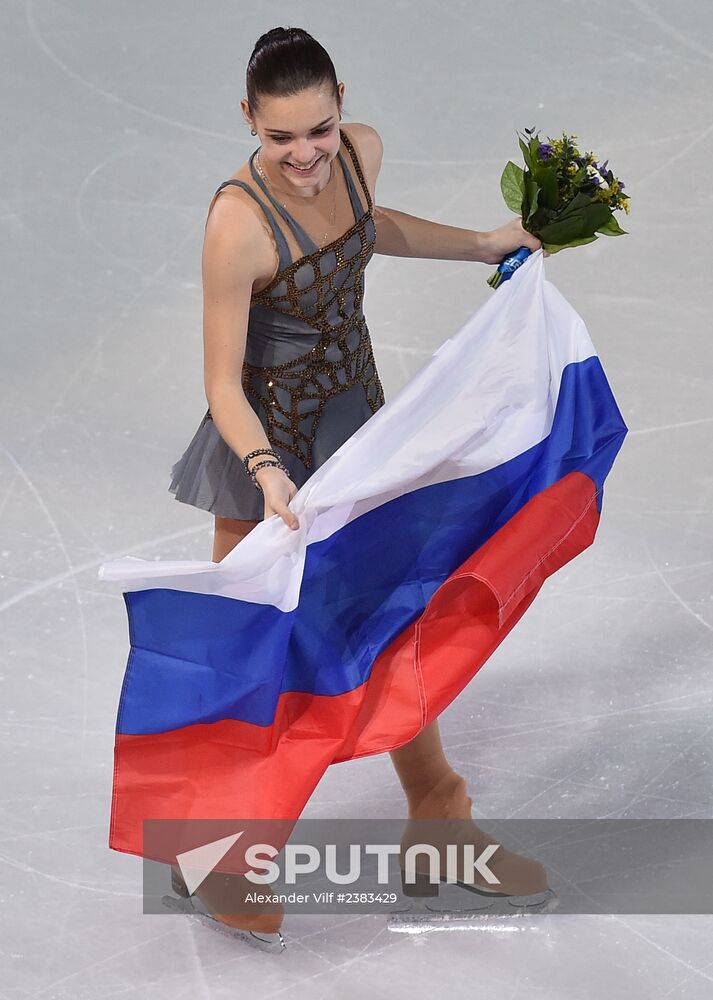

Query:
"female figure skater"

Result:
[[167, 26, 549, 945]]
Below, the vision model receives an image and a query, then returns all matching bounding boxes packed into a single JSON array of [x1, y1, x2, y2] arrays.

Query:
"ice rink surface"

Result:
[[2, 0, 712, 996]]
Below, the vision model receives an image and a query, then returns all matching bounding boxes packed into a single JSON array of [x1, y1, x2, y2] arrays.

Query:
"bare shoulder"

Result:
[[340, 123, 383, 203], [203, 178, 278, 292], [341, 122, 384, 163]]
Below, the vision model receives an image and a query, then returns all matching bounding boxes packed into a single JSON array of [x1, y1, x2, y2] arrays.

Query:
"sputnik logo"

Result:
[[175, 831, 245, 895], [174, 833, 503, 888]]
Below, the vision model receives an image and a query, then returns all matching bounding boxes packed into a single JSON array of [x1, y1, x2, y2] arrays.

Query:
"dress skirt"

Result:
[[168, 380, 382, 521]]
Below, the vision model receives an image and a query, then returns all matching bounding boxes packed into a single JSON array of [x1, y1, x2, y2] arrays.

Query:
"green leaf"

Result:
[[518, 134, 534, 170], [542, 235, 599, 254], [539, 213, 587, 243], [559, 192, 593, 219], [596, 214, 628, 236], [582, 202, 614, 231], [500, 161, 525, 213], [541, 201, 613, 243], [521, 181, 531, 224], [524, 175, 541, 224], [531, 165, 559, 210], [563, 235, 599, 249]]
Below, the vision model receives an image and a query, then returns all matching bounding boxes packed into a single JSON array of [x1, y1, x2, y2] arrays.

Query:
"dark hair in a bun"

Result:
[[246, 27, 340, 116]]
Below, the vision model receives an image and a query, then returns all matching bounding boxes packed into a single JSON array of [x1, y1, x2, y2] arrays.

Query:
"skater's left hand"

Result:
[[481, 217, 550, 265]]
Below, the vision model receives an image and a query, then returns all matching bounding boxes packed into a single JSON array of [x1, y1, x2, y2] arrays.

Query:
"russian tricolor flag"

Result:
[[99, 250, 627, 861]]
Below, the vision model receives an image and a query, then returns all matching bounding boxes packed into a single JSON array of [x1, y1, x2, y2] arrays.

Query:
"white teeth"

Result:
[[287, 157, 320, 171]]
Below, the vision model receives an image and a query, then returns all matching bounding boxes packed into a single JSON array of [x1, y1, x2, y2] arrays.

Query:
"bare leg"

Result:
[[390, 723, 551, 897], [212, 515, 260, 561], [389, 719, 472, 820]]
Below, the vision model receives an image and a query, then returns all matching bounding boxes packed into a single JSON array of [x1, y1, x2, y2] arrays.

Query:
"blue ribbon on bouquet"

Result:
[[493, 245, 532, 284]]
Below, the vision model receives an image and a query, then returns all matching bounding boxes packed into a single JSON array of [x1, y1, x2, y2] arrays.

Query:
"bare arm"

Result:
[[374, 204, 544, 264], [373, 204, 491, 262], [201, 197, 298, 527], [354, 124, 543, 263]]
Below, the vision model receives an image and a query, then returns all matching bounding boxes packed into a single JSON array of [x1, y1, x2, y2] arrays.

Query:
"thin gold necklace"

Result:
[[255, 148, 338, 248]]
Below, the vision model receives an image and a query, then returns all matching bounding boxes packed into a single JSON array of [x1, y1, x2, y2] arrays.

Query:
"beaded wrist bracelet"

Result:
[[248, 459, 289, 494], [242, 447, 290, 495], [242, 447, 280, 472]]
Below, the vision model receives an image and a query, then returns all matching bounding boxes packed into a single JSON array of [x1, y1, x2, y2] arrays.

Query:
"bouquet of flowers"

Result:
[[487, 127, 630, 288]]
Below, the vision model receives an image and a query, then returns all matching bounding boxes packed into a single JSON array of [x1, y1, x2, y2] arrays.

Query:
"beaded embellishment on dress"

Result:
[[208, 129, 385, 470], [240, 317, 384, 469]]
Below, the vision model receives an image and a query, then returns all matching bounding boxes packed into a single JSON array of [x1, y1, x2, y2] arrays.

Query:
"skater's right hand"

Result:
[[256, 466, 300, 531]]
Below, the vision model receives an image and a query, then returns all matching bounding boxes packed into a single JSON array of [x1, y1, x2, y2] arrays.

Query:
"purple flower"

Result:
[[538, 143, 554, 160], [584, 163, 609, 190]]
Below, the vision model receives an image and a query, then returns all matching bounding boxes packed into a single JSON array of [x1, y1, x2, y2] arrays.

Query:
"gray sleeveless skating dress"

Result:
[[168, 129, 385, 521]]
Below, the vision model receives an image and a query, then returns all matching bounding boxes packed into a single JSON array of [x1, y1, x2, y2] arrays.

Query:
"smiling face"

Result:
[[241, 82, 345, 196]]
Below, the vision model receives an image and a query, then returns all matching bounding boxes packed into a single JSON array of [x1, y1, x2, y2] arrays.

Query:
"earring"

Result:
[[250, 128, 257, 135]]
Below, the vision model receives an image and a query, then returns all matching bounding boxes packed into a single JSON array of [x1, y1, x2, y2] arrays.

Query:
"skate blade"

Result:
[[161, 893, 286, 953], [388, 886, 558, 929], [431, 884, 558, 915]]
